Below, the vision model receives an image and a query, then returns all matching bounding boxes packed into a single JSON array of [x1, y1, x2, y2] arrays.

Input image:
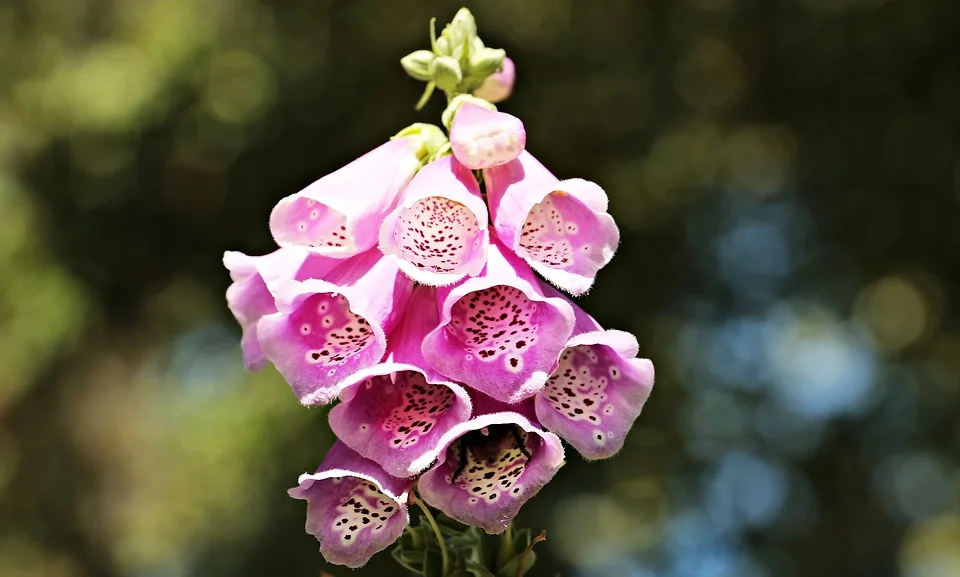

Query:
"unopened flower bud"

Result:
[[400, 50, 435, 82], [450, 8, 478, 42], [430, 55, 463, 93], [434, 34, 451, 56], [450, 102, 526, 170], [474, 56, 515, 103]]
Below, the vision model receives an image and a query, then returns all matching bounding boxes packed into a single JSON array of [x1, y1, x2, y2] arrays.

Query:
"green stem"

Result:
[[415, 82, 436, 111], [414, 494, 450, 577], [496, 523, 514, 570]]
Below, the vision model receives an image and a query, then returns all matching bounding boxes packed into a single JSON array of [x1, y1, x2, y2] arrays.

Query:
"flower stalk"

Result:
[[413, 493, 451, 577]]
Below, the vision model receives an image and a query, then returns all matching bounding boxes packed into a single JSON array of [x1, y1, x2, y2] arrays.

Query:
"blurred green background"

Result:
[[1, 0, 959, 576]]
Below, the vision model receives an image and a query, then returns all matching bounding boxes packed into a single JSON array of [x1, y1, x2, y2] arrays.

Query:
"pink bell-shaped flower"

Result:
[[270, 137, 422, 258], [289, 442, 413, 568], [378, 155, 489, 286], [484, 150, 620, 296], [449, 102, 526, 170], [417, 393, 564, 534], [256, 250, 414, 405]]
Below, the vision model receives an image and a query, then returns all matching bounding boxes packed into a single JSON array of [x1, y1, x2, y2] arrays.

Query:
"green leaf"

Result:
[[464, 559, 497, 577], [391, 545, 425, 574], [495, 551, 537, 577], [422, 549, 445, 577]]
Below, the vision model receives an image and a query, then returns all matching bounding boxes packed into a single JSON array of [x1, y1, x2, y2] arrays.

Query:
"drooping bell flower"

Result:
[[422, 235, 575, 404], [270, 136, 423, 258], [329, 286, 473, 478], [257, 250, 414, 405], [223, 247, 339, 370], [417, 393, 564, 534], [289, 441, 413, 569], [534, 285, 655, 459], [484, 150, 620, 296], [377, 155, 489, 286], [449, 102, 526, 170], [473, 56, 515, 104]]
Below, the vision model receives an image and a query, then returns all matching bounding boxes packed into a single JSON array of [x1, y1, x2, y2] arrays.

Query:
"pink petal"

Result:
[[270, 137, 422, 258], [329, 286, 473, 477], [422, 235, 575, 403], [534, 284, 654, 459], [473, 57, 515, 104], [449, 103, 526, 170], [289, 442, 413, 568], [378, 155, 489, 286], [484, 151, 620, 296], [417, 394, 565, 534], [223, 247, 325, 370], [256, 251, 414, 405]]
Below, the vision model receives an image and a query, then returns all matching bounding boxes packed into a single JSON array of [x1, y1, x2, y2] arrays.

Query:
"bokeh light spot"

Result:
[[854, 275, 936, 353], [202, 50, 277, 124], [674, 37, 745, 111]]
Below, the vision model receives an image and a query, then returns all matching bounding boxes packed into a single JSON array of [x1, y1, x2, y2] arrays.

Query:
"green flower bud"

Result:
[[400, 50, 436, 82], [435, 35, 451, 56], [451, 8, 477, 41], [430, 55, 463, 93], [441, 94, 496, 131]]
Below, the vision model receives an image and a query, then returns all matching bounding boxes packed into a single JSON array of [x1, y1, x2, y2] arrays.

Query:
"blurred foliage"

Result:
[[1, 0, 959, 576]]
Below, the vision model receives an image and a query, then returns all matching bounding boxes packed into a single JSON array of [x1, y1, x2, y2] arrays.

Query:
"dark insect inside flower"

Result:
[[450, 424, 532, 484]]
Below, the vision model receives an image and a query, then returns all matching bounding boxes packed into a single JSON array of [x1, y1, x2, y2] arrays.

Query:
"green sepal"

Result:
[[393, 122, 449, 166], [468, 48, 506, 81]]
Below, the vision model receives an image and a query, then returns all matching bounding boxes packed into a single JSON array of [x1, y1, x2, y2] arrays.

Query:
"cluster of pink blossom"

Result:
[[224, 57, 654, 569]]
